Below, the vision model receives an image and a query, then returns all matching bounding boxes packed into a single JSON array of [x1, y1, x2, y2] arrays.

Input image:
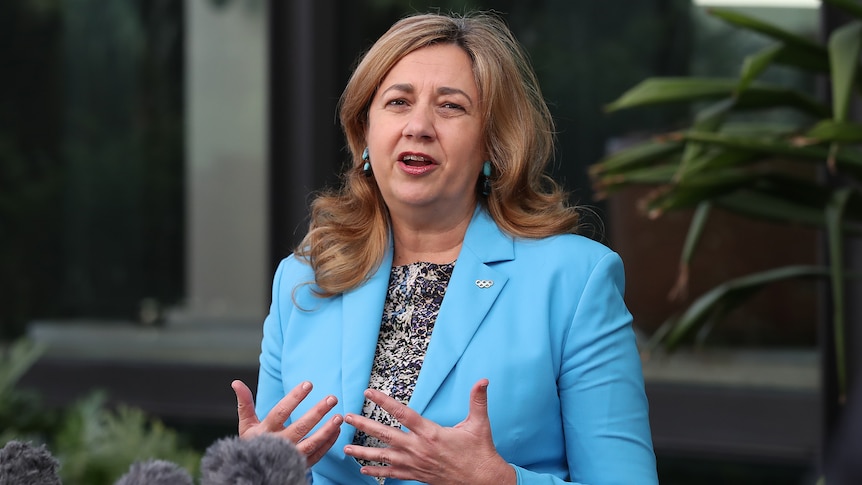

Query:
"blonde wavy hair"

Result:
[[295, 12, 581, 297]]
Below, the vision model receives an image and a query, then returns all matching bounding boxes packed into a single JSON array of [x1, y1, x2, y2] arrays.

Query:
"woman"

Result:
[[232, 11, 658, 485]]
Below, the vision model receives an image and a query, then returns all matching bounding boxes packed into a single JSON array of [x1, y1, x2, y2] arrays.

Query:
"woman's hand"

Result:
[[342, 379, 516, 485], [232, 379, 343, 466]]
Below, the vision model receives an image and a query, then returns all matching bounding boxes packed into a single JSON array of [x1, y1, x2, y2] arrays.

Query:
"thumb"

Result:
[[466, 378, 491, 428], [232, 379, 261, 435]]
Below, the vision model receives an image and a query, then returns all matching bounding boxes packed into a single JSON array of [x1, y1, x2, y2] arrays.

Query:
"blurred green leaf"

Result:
[[806, 120, 862, 142], [685, 148, 761, 176], [680, 202, 711, 269], [605, 77, 829, 118], [738, 43, 784, 93], [605, 78, 739, 111], [735, 42, 830, 89], [678, 100, 739, 182], [590, 138, 683, 177], [825, 188, 853, 400], [593, 164, 680, 198], [716, 191, 831, 229], [709, 8, 824, 53], [662, 266, 832, 351], [772, 41, 832, 74], [0, 339, 45, 395], [642, 168, 756, 217], [718, 120, 802, 137], [684, 130, 862, 176], [666, 202, 713, 304], [828, 21, 862, 122]]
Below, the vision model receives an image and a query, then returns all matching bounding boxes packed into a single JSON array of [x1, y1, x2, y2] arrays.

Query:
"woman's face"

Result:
[[366, 43, 484, 221]]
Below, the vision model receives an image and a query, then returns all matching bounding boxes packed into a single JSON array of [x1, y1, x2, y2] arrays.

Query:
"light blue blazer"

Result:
[[255, 208, 658, 485]]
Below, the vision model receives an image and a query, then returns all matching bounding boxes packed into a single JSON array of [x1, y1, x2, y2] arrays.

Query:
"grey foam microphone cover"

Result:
[[0, 440, 62, 485], [200, 434, 308, 485], [114, 459, 194, 485]]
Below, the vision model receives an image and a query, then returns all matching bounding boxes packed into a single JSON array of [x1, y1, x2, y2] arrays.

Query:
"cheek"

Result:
[[367, 109, 399, 134], [364, 114, 381, 143]]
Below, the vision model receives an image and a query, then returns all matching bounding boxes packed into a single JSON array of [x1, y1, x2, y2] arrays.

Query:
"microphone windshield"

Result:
[[0, 440, 62, 485], [114, 459, 194, 485], [200, 434, 307, 485]]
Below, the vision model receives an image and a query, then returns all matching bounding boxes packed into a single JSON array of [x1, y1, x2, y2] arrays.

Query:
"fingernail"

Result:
[[344, 415, 354, 424], [333, 415, 343, 424], [327, 396, 337, 406], [302, 381, 312, 391]]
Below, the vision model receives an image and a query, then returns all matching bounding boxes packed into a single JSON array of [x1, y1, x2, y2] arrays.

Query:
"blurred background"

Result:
[[0, 0, 845, 483]]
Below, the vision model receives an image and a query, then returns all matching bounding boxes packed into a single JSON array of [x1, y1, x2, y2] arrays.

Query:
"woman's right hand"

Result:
[[232, 379, 343, 466]]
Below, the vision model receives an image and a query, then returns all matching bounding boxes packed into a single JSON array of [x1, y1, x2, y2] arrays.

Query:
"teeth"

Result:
[[402, 154, 430, 162]]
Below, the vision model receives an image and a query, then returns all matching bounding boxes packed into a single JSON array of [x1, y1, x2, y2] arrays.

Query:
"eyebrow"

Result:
[[381, 83, 474, 105]]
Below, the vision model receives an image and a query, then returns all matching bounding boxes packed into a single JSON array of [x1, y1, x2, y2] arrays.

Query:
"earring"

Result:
[[481, 160, 492, 196], [362, 147, 372, 177]]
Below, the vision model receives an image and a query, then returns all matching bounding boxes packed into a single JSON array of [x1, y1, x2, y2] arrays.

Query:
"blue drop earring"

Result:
[[362, 147, 372, 177], [481, 160, 492, 196]]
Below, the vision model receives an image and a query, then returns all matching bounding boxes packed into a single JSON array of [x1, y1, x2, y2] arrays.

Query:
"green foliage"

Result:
[[0, 339, 44, 395], [53, 393, 200, 485], [0, 339, 202, 485], [590, 1, 862, 399], [0, 340, 59, 443]]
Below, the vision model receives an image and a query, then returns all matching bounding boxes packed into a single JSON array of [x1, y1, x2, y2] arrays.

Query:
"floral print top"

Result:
[[352, 261, 454, 479]]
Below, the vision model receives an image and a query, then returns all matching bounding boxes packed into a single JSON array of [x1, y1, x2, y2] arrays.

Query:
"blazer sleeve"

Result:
[[255, 258, 290, 421], [512, 252, 657, 485]]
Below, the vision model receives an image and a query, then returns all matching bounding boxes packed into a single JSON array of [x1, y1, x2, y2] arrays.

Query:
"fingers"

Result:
[[284, 394, 340, 443], [232, 380, 260, 436], [259, 381, 314, 432], [343, 382, 500, 484], [343, 441, 394, 467], [233, 379, 343, 467], [344, 412, 403, 447], [302, 413, 344, 466], [361, 388, 425, 433]]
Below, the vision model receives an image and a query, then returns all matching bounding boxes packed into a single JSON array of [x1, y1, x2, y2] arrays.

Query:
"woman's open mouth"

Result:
[[398, 153, 437, 175]]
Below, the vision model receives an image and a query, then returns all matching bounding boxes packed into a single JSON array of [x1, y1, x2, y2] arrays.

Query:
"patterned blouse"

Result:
[[352, 261, 455, 481]]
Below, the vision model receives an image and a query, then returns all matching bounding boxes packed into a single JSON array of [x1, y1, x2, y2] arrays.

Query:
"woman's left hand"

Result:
[[342, 379, 516, 485]]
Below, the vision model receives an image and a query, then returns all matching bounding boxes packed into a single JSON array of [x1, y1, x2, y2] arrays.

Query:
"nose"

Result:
[[402, 106, 435, 140]]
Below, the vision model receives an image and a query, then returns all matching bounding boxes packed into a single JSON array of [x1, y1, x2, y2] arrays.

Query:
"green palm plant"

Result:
[[589, 0, 862, 403]]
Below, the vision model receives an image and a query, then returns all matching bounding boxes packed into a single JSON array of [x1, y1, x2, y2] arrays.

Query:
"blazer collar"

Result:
[[340, 207, 515, 417], [340, 242, 392, 418], [409, 207, 513, 415]]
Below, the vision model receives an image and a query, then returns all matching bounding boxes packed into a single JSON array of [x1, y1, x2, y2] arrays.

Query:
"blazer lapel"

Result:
[[408, 209, 514, 416], [341, 246, 393, 417]]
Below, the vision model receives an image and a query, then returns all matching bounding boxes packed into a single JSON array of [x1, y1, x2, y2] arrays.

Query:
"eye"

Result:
[[383, 98, 410, 112], [442, 102, 465, 111]]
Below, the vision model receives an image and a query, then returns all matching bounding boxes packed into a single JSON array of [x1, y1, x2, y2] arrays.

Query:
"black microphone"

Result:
[[200, 434, 308, 485], [113, 459, 194, 485], [0, 440, 62, 485]]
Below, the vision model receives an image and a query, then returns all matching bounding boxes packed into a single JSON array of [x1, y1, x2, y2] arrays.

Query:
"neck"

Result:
[[389, 204, 475, 266]]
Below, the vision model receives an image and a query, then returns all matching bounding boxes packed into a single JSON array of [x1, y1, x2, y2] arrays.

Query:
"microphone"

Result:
[[200, 434, 308, 485], [0, 440, 62, 485], [113, 459, 194, 485]]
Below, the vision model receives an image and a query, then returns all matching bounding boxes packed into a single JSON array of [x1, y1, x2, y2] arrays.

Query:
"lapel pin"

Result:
[[475, 279, 493, 289]]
